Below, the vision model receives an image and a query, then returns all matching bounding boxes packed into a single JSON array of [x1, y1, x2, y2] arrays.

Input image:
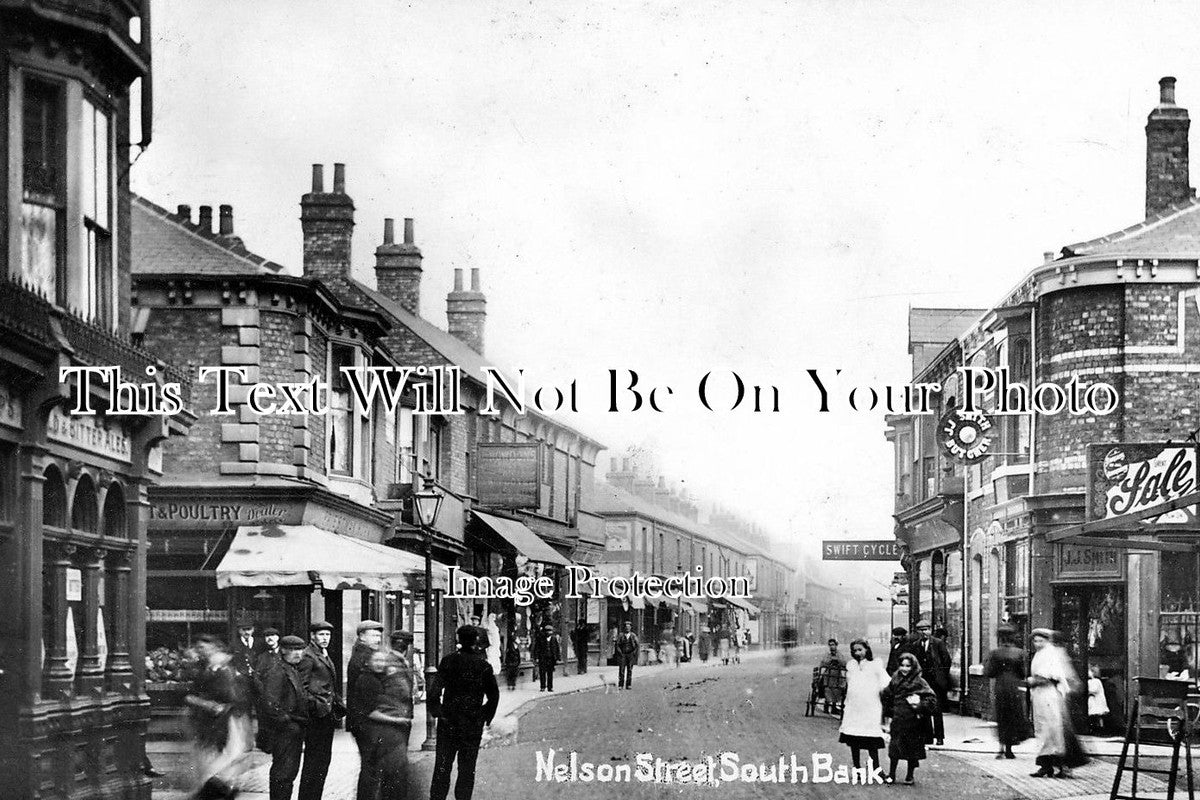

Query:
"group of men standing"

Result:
[[884, 617, 953, 745]]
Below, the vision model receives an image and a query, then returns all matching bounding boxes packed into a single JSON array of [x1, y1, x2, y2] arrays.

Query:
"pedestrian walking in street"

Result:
[[429, 625, 500, 800], [1028, 628, 1089, 778], [259, 636, 312, 800], [614, 621, 639, 690], [885, 627, 913, 675], [881, 652, 937, 786], [571, 619, 590, 674], [698, 632, 710, 663], [503, 640, 521, 690], [347, 620, 384, 799], [838, 639, 889, 774], [297, 620, 346, 800], [818, 639, 847, 714], [532, 623, 562, 691], [365, 632, 416, 799], [984, 623, 1029, 759], [184, 634, 253, 799], [913, 617, 951, 744], [718, 626, 731, 665]]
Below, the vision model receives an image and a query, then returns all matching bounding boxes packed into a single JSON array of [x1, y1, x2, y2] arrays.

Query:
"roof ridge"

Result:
[[132, 193, 288, 274], [1064, 195, 1200, 254]]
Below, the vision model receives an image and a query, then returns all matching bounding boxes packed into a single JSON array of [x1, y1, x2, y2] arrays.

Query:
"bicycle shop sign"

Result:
[[822, 540, 903, 561], [1087, 443, 1199, 523]]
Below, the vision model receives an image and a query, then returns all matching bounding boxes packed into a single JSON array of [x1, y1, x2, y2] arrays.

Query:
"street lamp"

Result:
[[675, 536, 682, 669], [413, 485, 444, 752]]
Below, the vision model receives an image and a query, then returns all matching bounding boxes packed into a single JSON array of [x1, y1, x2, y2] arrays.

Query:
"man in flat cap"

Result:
[[886, 626, 914, 675], [231, 612, 266, 681], [255, 628, 281, 677], [297, 621, 345, 800], [429, 625, 500, 800], [260, 635, 311, 800], [347, 620, 384, 800]]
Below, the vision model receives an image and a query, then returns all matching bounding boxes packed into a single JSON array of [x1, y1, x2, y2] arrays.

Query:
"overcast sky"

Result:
[[133, 1, 1200, 584]]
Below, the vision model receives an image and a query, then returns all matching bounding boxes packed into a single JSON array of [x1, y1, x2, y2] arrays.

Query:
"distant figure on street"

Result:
[[1028, 628, 1089, 779], [818, 639, 847, 714], [347, 620, 383, 800], [881, 652, 937, 785], [259, 636, 312, 800], [184, 634, 252, 799], [571, 619, 591, 674], [230, 614, 266, 682], [503, 640, 521, 690], [984, 623, 1029, 759], [913, 617, 951, 745], [885, 627, 913, 675], [838, 639, 889, 774], [429, 625, 500, 800], [532, 623, 562, 691], [614, 621, 639, 690], [360, 631, 415, 799], [297, 621, 345, 800]]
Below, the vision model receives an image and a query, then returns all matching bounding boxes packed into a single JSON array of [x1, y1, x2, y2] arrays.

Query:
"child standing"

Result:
[[1087, 665, 1110, 732], [881, 652, 938, 785]]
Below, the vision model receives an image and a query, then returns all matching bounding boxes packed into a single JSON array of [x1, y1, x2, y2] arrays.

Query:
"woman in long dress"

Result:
[[984, 623, 1029, 759], [881, 651, 938, 785], [1028, 628, 1089, 778], [484, 613, 503, 675], [838, 638, 890, 773]]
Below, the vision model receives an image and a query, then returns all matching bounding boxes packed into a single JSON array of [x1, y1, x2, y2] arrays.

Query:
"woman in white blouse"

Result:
[[838, 638, 891, 773]]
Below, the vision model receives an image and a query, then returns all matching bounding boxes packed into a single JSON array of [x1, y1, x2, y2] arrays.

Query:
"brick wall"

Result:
[[257, 310, 296, 465]]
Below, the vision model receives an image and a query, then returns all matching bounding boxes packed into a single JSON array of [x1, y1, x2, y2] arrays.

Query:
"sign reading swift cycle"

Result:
[[1087, 443, 1199, 523], [822, 540, 903, 561]]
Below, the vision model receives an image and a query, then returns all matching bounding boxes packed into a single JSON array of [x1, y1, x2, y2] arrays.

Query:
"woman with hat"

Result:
[[984, 623, 1029, 759], [838, 638, 890, 775], [1027, 628, 1089, 778], [881, 651, 937, 785]]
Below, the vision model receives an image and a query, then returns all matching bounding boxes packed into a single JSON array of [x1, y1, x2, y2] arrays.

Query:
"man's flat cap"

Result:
[[262, 627, 280, 638], [357, 620, 384, 634], [280, 635, 306, 650], [309, 621, 334, 633]]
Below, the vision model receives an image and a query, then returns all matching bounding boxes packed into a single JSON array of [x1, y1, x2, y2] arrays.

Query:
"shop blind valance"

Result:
[[215, 524, 448, 592], [471, 511, 572, 567], [721, 595, 762, 615]]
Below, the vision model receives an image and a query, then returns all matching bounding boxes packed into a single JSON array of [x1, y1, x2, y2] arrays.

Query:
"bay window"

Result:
[[20, 77, 64, 300]]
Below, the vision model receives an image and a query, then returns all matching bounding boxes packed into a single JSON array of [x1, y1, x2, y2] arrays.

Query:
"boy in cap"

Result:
[[297, 621, 344, 800], [429, 625, 500, 800], [260, 636, 311, 800]]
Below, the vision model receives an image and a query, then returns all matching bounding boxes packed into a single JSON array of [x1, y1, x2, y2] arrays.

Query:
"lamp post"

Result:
[[675, 536, 682, 669], [413, 485, 444, 752]]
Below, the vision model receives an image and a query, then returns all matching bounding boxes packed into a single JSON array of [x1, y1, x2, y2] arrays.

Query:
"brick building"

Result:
[[888, 77, 1200, 727], [0, 3, 195, 798]]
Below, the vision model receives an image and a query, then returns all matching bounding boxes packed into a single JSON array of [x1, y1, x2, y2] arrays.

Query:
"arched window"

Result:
[[102, 482, 127, 538], [71, 474, 99, 534], [43, 465, 67, 529]]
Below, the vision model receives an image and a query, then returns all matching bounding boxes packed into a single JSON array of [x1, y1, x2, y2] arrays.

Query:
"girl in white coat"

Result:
[[838, 638, 890, 772]]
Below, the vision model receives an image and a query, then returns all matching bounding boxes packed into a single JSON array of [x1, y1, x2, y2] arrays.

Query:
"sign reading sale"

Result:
[[1087, 443, 1199, 523], [822, 540, 902, 561]]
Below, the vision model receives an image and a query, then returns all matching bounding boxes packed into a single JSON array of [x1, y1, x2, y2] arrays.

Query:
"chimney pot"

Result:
[[198, 205, 213, 234], [333, 163, 346, 193], [610, 457, 618, 471], [404, 218, 415, 244], [219, 204, 234, 236], [453, 268, 465, 292], [383, 218, 395, 245], [1043, 251, 1055, 264], [1162, 76, 1178, 105], [176, 204, 192, 222], [470, 268, 481, 292], [311, 164, 324, 193]]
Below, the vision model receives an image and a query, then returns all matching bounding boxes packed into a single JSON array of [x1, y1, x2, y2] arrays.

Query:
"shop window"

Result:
[[932, 551, 946, 625], [71, 475, 99, 534], [970, 553, 984, 663], [1161, 553, 1200, 678], [917, 557, 932, 622], [944, 550, 963, 690], [1003, 539, 1029, 623], [43, 465, 67, 529]]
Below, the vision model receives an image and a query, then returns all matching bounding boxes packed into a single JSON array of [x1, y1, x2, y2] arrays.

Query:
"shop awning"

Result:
[[723, 595, 761, 615], [681, 597, 708, 614], [215, 524, 449, 592], [471, 511, 572, 567]]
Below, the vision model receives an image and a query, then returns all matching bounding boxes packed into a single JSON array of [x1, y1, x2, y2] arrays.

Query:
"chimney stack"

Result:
[[605, 457, 636, 492], [301, 162, 355, 283], [197, 205, 213, 234], [1146, 76, 1193, 218], [176, 204, 192, 223], [218, 204, 234, 236], [447, 266, 487, 353], [375, 216, 423, 315]]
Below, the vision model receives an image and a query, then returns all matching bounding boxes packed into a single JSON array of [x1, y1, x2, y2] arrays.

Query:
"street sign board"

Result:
[[821, 540, 903, 561], [476, 442, 541, 509]]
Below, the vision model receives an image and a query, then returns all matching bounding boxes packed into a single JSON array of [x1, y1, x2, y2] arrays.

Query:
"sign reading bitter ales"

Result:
[[1087, 443, 1199, 523]]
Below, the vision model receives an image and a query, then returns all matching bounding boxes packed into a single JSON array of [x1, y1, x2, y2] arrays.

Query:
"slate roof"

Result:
[[1062, 197, 1200, 258], [132, 195, 287, 276], [908, 307, 985, 345]]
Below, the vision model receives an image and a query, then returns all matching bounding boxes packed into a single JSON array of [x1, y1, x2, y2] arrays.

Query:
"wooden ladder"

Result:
[[1110, 677, 1195, 800]]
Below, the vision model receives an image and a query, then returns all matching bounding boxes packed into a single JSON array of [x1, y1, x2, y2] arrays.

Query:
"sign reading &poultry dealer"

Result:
[[1087, 443, 1199, 524], [821, 540, 902, 561]]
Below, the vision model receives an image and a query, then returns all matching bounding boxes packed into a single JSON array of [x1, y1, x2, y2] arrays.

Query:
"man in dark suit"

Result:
[[254, 627, 282, 676], [260, 636, 312, 800], [297, 621, 345, 800], [429, 625, 500, 800], [885, 626, 914, 675], [230, 614, 266, 680], [914, 617, 951, 745], [614, 621, 639, 690], [532, 623, 562, 691], [571, 619, 590, 674]]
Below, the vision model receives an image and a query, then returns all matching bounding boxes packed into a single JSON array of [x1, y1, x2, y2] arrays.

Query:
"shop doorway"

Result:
[[1053, 584, 1126, 734]]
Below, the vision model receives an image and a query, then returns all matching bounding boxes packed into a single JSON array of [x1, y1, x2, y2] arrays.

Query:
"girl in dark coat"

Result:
[[984, 624, 1029, 758], [881, 651, 938, 785]]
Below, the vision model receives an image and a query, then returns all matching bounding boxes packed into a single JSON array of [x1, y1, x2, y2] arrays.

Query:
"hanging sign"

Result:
[[1087, 443, 1199, 523], [939, 407, 994, 463]]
